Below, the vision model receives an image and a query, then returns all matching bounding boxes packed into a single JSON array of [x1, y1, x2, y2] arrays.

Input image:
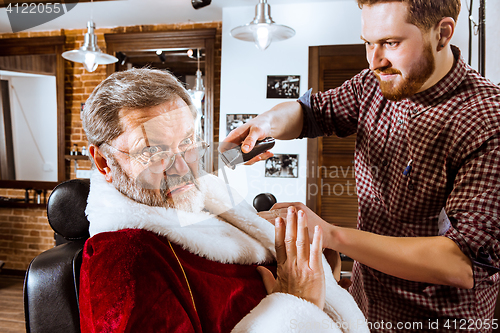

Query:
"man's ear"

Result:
[[436, 17, 455, 51], [89, 145, 113, 183]]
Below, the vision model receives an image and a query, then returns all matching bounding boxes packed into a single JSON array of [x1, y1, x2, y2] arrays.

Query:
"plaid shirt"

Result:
[[299, 46, 500, 332]]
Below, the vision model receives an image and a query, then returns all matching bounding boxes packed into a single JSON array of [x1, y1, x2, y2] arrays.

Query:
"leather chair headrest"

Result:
[[253, 193, 277, 212], [47, 179, 90, 240]]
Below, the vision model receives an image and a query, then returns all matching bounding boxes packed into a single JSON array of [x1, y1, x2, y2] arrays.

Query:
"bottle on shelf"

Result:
[[71, 144, 79, 156]]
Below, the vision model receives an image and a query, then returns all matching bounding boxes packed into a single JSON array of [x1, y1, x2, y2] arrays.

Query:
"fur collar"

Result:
[[86, 171, 276, 265]]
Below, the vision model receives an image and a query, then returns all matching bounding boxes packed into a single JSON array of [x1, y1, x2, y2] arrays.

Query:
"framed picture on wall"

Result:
[[266, 75, 300, 99], [265, 154, 299, 178], [226, 114, 258, 136]]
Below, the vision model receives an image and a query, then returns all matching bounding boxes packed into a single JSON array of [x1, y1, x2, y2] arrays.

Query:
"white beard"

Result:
[[167, 176, 206, 213], [109, 156, 206, 213]]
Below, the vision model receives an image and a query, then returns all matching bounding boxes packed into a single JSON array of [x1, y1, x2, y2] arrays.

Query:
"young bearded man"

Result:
[[78, 68, 368, 332], [225, 0, 500, 331]]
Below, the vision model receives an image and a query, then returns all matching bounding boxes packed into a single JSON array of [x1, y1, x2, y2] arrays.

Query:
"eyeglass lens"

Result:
[[147, 144, 207, 173]]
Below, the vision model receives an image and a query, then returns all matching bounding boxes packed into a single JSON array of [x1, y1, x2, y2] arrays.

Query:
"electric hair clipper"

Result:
[[219, 137, 275, 169]]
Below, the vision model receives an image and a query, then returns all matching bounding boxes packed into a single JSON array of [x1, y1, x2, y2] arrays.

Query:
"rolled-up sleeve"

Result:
[[444, 134, 500, 285], [297, 88, 324, 139]]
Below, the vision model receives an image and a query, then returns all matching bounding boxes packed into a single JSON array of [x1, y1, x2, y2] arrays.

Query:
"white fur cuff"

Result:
[[231, 293, 363, 333]]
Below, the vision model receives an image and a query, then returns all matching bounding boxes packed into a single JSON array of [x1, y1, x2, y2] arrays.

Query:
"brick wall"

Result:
[[0, 21, 222, 272]]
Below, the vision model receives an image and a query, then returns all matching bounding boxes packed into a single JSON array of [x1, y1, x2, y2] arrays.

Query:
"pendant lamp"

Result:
[[230, 0, 295, 51], [187, 49, 205, 111], [62, 20, 117, 72], [62, 1, 117, 72]]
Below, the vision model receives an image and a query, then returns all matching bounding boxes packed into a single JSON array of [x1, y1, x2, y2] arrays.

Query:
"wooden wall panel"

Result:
[[308, 44, 368, 230]]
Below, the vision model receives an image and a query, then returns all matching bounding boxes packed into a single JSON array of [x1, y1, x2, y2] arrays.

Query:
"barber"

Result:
[[224, 0, 500, 330]]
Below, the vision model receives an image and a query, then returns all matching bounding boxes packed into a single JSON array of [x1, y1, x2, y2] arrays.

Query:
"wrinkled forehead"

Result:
[[118, 99, 196, 147]]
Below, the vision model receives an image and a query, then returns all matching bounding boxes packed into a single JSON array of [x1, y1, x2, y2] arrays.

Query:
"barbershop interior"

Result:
[[1, 0, 500, 332]]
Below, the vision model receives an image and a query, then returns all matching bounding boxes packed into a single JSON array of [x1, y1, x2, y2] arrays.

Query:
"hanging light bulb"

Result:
[[188, 49, 205, 111], [83, 52, 98, 72], [253, 25, 272, 51], [230, 0, 295, 51], [62, 1, 117, 72]]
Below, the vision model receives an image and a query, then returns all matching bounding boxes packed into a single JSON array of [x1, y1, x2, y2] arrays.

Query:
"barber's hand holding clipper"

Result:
[[223, 101, 304, 165]]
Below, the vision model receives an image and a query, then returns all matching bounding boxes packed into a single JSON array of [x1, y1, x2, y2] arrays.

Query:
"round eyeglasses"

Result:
[[104, 141, 209, 174]]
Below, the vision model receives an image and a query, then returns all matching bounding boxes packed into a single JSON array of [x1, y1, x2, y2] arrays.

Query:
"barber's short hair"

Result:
[[357, 0, 461, 31], [82, 68, 196, 147]]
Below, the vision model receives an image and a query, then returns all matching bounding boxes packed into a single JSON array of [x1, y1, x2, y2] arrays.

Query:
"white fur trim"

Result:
[[86, 170, 275, 264], [232, 292, 367, 333], [321, 257, 369, 333]]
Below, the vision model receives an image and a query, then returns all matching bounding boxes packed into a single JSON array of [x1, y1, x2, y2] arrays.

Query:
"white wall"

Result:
[[459, 0, 500, 84], [1, 71, 58, 181], [486, 0, 500, 84], [220, 0, 499, 205]]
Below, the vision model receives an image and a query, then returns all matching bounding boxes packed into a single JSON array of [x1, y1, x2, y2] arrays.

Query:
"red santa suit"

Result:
[[79, 171, 368, 333]]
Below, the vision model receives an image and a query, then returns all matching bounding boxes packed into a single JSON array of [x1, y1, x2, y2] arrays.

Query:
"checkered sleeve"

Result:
[[444, 132, 500, 285], [298, 70, 370, 139], [298, 89, 324, 139]]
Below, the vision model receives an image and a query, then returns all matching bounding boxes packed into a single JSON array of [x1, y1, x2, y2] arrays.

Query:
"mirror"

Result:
[[0, 36, 65, 189], [0, 65, 58, 181], [105, 29, 216, 173]]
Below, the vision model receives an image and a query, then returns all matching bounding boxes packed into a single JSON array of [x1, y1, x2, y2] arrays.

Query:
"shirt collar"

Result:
[[407, 45, 466, 107]]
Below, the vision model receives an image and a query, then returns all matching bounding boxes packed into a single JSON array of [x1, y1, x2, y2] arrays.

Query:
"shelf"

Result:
[[0, 180, 57, 190], [65, 155, 89, 160], [65, 155, 90, 170], [0, 201, 46, 209]]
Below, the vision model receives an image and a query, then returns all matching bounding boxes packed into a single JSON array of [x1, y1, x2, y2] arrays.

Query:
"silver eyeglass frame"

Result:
[[103, 141, 210, 173]]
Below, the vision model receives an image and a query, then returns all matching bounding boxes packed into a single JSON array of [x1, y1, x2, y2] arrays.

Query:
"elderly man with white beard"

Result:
[[78, 68, 367, 333]]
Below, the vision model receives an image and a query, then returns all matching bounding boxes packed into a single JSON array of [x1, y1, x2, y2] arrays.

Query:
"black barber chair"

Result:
[[24, 179, 90, 333]]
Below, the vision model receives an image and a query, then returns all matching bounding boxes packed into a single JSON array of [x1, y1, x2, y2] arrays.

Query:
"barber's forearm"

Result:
[[325, 225, 474, 289], [263, 101, 304, 140]]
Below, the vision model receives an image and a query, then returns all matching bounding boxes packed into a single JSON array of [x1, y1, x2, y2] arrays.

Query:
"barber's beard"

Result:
[[375, 42, 435, 101], [110, 160, 206, 213]]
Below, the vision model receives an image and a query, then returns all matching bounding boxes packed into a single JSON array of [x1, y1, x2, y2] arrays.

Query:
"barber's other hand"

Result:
[[259, 202, 331, 245], [257, 207, 326, 309]]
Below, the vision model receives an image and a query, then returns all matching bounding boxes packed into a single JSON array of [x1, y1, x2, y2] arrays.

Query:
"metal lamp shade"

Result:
[[230, 0, 295, 51], [62, 20, 117, 72]]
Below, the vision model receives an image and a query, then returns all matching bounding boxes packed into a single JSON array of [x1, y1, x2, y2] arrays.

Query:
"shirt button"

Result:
[[408, 184, 414, 190], [374, 197, 381, 202], [382, 160, 388, 166], [398, 119, 403, 124]]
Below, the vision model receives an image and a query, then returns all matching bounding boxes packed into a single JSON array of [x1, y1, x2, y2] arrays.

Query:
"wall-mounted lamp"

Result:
[[230, 0, 295, 51], [156, 50, 167, 63], [116, 51, 127, 66], [62, 20, 117, 72]]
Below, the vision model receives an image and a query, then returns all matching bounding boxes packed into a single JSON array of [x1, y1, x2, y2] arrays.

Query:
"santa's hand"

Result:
[[257, 206, 326, 309]]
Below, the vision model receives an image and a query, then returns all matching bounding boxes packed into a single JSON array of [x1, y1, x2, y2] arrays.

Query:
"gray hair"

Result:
[[82, 68, 196, 147]]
